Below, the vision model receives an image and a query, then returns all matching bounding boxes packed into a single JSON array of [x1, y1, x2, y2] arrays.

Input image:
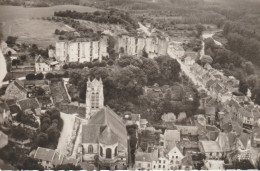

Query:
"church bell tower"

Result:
[[86, 77, 104, 119]]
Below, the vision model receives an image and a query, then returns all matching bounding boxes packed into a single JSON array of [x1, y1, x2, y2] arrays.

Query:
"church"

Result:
[[81, 78, 128, 170]]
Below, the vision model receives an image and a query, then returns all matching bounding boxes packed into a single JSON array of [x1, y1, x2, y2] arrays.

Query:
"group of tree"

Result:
[[204, 37, 260, 105], [126, 124, 138, 167], [37, 108, 63, 149], [26, 73, 44, 80], [63, 60, 107, 69], [16, 111, 39, 128], [6, 36, 18, 48], [54, 9, 138, 32]]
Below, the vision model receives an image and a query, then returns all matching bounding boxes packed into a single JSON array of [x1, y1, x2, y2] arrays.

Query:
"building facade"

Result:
[[85, 78, 104, 119], [55, 37, 109, 63]]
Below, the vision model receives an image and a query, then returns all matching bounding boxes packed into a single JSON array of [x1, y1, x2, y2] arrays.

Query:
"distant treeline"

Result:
[[54, 9, 138, 32]]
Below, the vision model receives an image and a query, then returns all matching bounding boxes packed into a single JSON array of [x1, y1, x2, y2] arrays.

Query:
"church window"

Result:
[[100, 146, 103, 157], [88, 145, 93, 153], [115, 147, 118, 156], [106, 148, 112, 159]]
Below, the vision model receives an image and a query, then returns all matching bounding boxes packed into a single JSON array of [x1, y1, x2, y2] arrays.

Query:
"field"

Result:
[[0, 5, 101, 48]]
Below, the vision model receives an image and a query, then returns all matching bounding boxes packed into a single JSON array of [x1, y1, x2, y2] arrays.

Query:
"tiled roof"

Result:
[[99, 127, 118, 145], [13, 80, 27, 93], [82, 125, 100, 143], [205, 106, 216, 115], [51, 152, 64, 166], [135, 149, 158, 162], [34, 147, 55, 162], [200, 141, 222, 153], [181, 153, 193, 166], [17, 98, 40, 111], [83, 107, 127, 148], [0, 131, 8, 149]]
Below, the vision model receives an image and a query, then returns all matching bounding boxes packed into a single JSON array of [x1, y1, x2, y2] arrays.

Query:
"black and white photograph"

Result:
[[0, 0, 260, 170]]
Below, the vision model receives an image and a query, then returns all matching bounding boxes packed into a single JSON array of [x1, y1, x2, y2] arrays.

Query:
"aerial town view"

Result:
[[1, 0, 260, 170]]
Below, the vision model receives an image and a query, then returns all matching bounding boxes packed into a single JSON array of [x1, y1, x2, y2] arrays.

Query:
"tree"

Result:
[[35, 73, 44, 80], [46, 73, 54, 80], [201, 55, 213, 65], [63, 64, 69, 69], [239, 80, 248, 95], [6, 36, 18, 47], [22, 157, 44, 170], [46, 126, 60, 143], [52, 164, 82, 170], [141, 57, 160, 85], [233, 159, 255, 170], [20, 55, 26, 61], [26, 73, 36, 80], [33, 87, 45, 96], [12, 59, 20, 68], [195, 24, 205, 37], [37, 133, 48, 147]]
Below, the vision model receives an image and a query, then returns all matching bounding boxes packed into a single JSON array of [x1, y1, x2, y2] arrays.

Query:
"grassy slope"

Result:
[[0, 5, 102, 48]]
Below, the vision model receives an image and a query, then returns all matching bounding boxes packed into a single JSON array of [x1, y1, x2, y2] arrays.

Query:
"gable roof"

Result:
[[84, 107, 127, 148], [0, 131, 8, 149], [181, 153, 194, 167], [34, 147, 55, 162], [13, 80, 27, 93], [200, 141, 222, 153], [17, 98, 40, 111], [99, 127, 118, 145], [135, 149, 158, 162]]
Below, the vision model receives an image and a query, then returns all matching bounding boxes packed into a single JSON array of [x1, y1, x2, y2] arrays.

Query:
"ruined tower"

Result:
[[85, 78, 104, 119]]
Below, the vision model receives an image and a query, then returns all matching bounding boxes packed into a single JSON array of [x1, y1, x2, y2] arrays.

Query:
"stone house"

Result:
[[199, 141, 223, 160], [135, 149, 158, 170], [35, 55, 60, 73], [181, 153, 194, 170], [205, 106, 216, 125], [34, 147, 78, 169], [5, 80, 28, 100], [204, 160, 224, 170], [17, 98, 41, 116]]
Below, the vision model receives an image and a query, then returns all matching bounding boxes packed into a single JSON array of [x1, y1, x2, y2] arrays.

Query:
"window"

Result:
[[88, 145, 93, 153], [159, 160, 161, 163], [115, 147, 118, 156], [164, 160, 166, 164], [176, 161, 179, 165], [176, 156, 178, 159], [100, 146, 103, 157], [147, 164, 150, 168], [106, 148, 112, 159], [159, 165, 161, 168], [154, 165, 156, 169], [163, 165, 165, 169]]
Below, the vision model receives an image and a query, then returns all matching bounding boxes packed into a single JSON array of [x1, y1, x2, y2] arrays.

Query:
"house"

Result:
[[140, 119, 148, 130], [163, 129, 180, 148], [215, 132, 237, 153], [203, 160, 224, 170], [5, 80, 28, 100], [0, 101, 11, 125], [167, 144, 184, 169], [0, 131, 8, 149], [181, 153, 194, 170], [199, 141, 223, 159], [205, 106, 216, 125], [17, 98, 41, 116], [34, 147, 78, 169], [135, 149, 158, 170], [153, 149, 169, 170], [35, 55, 60, 73], [238, 108, 254, 129], [81, 107, 128, 170]]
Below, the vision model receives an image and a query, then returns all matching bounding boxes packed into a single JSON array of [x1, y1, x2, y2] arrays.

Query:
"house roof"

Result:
[[34, 147, 55, 162], [99, 127, 118, 145], [200, 141, 222, 153], [17, 98, 40, 111], [135, 149, 158, 162], [0, 131, 8, 149], [13, 80, 27, 93], [181, 153, 194, 167], [239, 108, 253, 118], [204, 160, 224, 170], [206, 79, 216, 88], [238, 133, 250, 149], [83, 107, 127, 148], [205, 106, 216, 115], [82, 125, 100, 143], [51, 152, 64, 166]]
